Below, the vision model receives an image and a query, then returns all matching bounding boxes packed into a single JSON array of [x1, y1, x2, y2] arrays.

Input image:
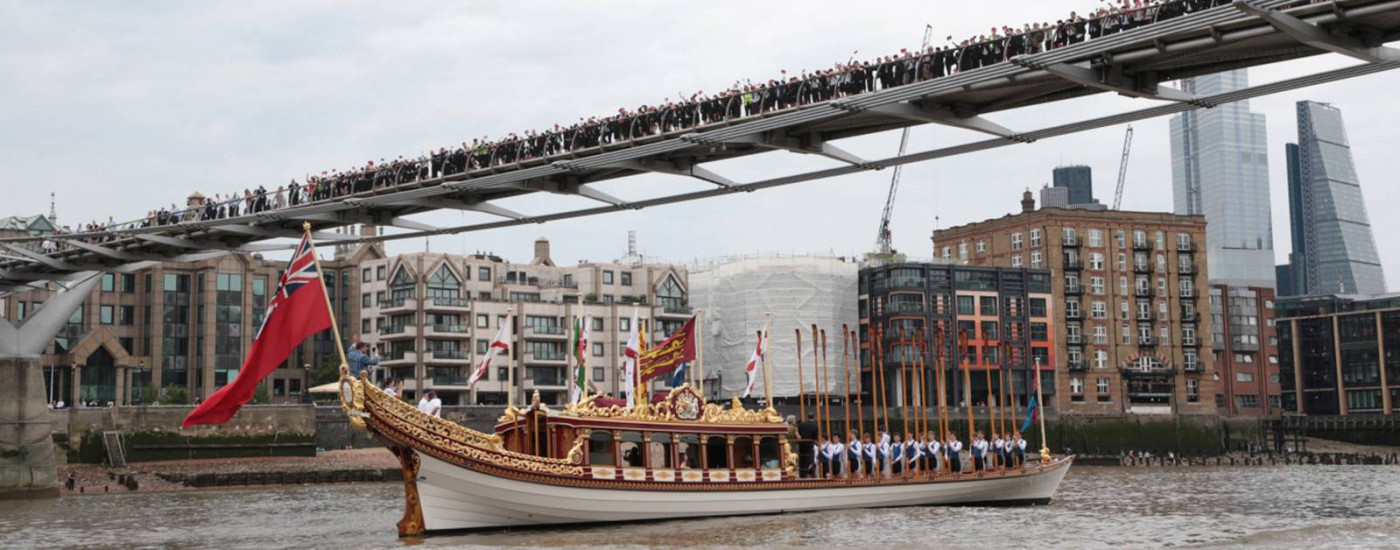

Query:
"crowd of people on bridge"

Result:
[[49, 0, 1298, 243]]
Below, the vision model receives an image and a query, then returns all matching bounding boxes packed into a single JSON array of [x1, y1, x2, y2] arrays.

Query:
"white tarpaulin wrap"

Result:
[[690, 256, 859, 398]]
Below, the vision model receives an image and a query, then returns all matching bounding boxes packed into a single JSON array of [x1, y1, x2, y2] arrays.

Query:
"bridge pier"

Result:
[[0, 355, 59, 499], [0, 273, 100, 499]]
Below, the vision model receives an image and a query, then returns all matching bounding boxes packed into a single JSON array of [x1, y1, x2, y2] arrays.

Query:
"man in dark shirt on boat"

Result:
[[797, 414, 818, 478]]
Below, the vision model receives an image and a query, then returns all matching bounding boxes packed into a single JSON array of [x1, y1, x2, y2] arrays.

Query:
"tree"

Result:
[[310, 355, 342, 387], [140, 383, 160, 405], [253, 382, 271, 404], [162, 384, 190, 405]]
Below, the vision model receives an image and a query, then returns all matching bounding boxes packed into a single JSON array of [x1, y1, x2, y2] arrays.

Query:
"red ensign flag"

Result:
[[182, 232, 334, 427]]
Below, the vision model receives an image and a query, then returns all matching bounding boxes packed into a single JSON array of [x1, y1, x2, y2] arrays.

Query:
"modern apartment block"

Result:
[[1170, 69, 1276, 288], [1281, 101, 1387, 296], [932, 191, 1216, 416], [1208, 284, 1282, 416], [1276, 293, 1400, 415], [858, 262, 1056, 413], [357, 238, 691, 406], [1, 244, 376, 406]]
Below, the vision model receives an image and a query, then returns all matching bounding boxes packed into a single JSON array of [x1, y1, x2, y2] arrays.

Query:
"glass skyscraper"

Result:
[[1169, 69, 1276, 288], [1287, 101, 1386, 295]]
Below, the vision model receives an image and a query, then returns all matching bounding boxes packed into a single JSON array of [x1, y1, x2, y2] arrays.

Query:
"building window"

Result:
[[477, 314, 489, 328], [1236, 372, 1255, 382], [1088, 229, 1102, 248], [1095, 349, 1108, 369], [1116, 230, 1126, 248], [427, 265, 462, 303], [362, 268, 372, 283], [592, 318, 604, 331], [361, 319, 371, 333], [979, 297, 997, 316], [957, 296, 976, 316], [593, 342, 604, 356], [1070, 377, 1084, 394], [119, 305, 135, 325], [1011, 255, 1022, 267], [620, 272, 633, 286], [1063, 227, 1077, 245], [620, 318, 631, 331], [1093, 325, 1107, 344], [1176, 233, 1190, 250], [1091, 301, 1106, 319], [975, 239, 986, 253], [1089, 253, 1104, 270], [1116, 253, 1127, 271], [1030, 229, 1042, 247], [1091, 277, 1105, 295], [958, 243, 968, 262], [362, 293, 372, 308], [389, 267, 415, 302], [1186, 379, 1199, 402], [593, 367, 605, 382], [99, 305, 114, 325], [376, 266, 386, 280], [1030, 251, 1043, 269], [1030, 322, 1048, 341], [478, 267, 491, 281], [1096, 378, 1110, 394], [603, 270, 615, 284], [1121, 325, 1131, 344], [1012, 233, 1023, 250], [941, 246, 951, 259], [101, 273, 115, 292], [1029, 298, 1047, 317], [1065, 299, 1080, 318], [120, 274, 137, 293], [1133, 230, 1147, 248]]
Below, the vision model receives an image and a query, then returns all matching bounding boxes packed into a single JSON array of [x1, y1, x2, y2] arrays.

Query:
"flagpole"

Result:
[[304, 222, 350, 375], [761, 313, 773, 411], [819, 328, 831, 443], [898, 326, 909, 442], [1035, 355, 1050, 464], [695, 309, 705, 397], [795, 328, 806, 424], [840, 326, 852, 479], [506, 307, 516, 411]]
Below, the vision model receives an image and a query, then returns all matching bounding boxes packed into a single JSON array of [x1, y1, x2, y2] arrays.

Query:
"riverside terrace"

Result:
[[5, 0, 1400, 291]]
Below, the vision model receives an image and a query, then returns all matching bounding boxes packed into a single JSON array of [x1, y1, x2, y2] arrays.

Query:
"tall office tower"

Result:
[[1169, 69, 1276, 288], [1278, 143, 1306, 296], [1290, 101, 1386, 295], [1053, 165, 1095, 205]]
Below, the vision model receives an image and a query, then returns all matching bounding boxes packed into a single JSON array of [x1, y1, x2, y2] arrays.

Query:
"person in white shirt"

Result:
[[826, 435, 846, 479], [991, 432, 1005, 469], [972, 431, 988, 472], [925, 432, 942, 475], [426, 390, 443, 418], [847, 430, 864, 478], [417, 392, 433, 415], [947, 432, 963, 473]]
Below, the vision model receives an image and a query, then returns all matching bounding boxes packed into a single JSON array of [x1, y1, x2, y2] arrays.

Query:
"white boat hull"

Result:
[[415, 453, 1072, 532]]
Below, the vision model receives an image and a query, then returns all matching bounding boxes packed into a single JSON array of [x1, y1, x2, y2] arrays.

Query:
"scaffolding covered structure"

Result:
[[690, 255, 860, 399]]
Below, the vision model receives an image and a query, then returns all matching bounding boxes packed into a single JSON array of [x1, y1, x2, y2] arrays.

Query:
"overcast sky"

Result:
[[3, 1, 1398, 289]]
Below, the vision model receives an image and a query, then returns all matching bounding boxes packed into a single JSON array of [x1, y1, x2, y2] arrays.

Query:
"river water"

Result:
[[2, 466, 1397, 549]]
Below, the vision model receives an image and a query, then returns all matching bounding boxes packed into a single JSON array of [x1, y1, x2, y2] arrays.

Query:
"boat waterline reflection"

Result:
[[0, 465, 1397, 549]]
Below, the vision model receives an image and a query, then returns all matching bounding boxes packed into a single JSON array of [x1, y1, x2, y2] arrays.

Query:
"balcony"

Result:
[[425, 324, 470, 338], [1183, 362, 1203, 373], [377, 297, 416, 313], [1134, 263, 1152, 274], [1062, 260, 1083, 271], [1138, 337, 1156, 347], [525, 375, 567, 389], [523, 352, 567, 366], [1182, 337, 1200, 347], [1065, 310, 1082, 320], [1065, 334, 1084, 345], [425, 350, 471, 364], [1180, 312, 1200, 323], [1067, 361, 1087, 372], [657, 304, 693, 318], [1135, 288, 1154, 298], [1062, 236, 1081, 248], [887, 302, 926, 315], [1178, 264, 1195, 275], [1120, 365, 1177, 378], [380, 324, 415, 341], [1136, 312, 1155, 322], [524, 325, 568, 340], [430, 373, 474, 387], [1063, 285, 1083, 296], [1133, 241, 1152, 251], [1177, 241, 1195, 252], [425, 296, 470, 311], [380, 351, 418, 367], [1181, 289, 1195, 298]]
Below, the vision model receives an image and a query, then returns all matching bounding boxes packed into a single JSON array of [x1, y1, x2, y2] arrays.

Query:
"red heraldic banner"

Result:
[[637, 317, 697, 383], [182, 234, 333, 427]]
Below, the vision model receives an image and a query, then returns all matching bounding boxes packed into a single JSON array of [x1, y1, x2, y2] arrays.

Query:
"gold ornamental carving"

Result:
[[564, 385, 782, 425]]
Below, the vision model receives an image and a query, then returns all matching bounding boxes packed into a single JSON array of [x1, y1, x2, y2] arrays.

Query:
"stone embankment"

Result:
[[59, 448, 397, 494]]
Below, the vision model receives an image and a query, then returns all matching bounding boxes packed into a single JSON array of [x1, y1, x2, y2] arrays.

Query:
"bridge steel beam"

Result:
[[1234, 0, 1400, 62]]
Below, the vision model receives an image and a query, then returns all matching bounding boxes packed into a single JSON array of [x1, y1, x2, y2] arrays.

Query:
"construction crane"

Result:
[[873, 25, 934, 260], [1112, 125, 1134, 210]]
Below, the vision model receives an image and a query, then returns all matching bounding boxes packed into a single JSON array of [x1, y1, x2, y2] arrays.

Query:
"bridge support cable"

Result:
[[1233, 0, 1400, 62]]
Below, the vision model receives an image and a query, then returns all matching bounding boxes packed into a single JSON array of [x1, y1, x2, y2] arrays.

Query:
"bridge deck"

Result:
[[5, 0, 1400, 290]]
